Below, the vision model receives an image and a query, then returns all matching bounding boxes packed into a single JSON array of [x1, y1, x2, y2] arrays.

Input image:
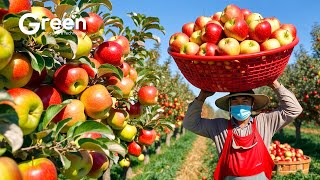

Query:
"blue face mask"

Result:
[[230, 105, 252, 121]]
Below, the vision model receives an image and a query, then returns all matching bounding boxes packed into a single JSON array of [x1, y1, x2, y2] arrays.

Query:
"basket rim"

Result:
[[274, 155, 311, 165], [168, 37, 299, 61]]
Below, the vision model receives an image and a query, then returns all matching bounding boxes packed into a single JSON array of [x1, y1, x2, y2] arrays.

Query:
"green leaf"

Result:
[[54, 33, 78, 58], [78, 56, 97, 75], [54, 118, 72, 138], [43, 57, 54, 69], [0, 0, 9, 10], [42, 99, 72, 129], [0, 105, 19, 125], [159, 121, 175, 131], [59, 153, 71, 169], [98, 139, 127, 157], [66, 121, 83, 139], [25, 52, 45, 74], [106, 85, 123, 98], [98, 64, 123, 80], [72, 121, 115, 140], [60, 0, 76, 6], [78, 138, 110, 156], [0, 121, 23, 152], [80, 0, 112, 11]]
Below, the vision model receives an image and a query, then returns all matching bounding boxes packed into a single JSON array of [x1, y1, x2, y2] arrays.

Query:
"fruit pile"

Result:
[[169, 4, 297, 56], [269, 140, 308, 162]]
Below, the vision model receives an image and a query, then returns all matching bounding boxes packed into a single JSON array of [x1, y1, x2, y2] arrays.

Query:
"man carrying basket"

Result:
[[183, 79, 302, 180]]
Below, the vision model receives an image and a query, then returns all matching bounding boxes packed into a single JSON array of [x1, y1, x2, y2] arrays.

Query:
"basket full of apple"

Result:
[[168, 4, 299, 92], [269, 140, 311, 175]]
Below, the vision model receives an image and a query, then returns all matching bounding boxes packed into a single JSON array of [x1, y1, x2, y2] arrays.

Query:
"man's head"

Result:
[[215, 89, 270, 114]]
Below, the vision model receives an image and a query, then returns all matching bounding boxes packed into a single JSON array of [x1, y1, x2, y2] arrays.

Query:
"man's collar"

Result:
[[231, 117, 253, 128]]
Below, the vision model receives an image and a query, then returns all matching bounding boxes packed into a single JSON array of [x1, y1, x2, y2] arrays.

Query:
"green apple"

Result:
[[0, 27, 14, 71], [117, 124, 137, 142], [18, 158, 57, 180], [0, 53, 33, 89], [60, 30, 92, 59], [103, 108, 129, 130], [62, 150, 93, 179], [118, 158, 130, 168], [137, 154, 145, 161], [0, 157, 23, 180], [7, 88, 44, 135]]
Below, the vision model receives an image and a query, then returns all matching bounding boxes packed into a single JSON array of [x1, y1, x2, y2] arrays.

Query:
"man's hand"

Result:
[[268, 79, 282, 89], [196, 90, 215, 102]]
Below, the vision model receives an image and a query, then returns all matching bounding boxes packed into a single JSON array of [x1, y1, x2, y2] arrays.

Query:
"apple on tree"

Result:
[[128, 66, 138, 82], [0, 0, 31, 21], [138, 129, 157, 146], [80, 58, 101, 78], [107, 76, 135, 98], [87, 151, 110, 179], [94, 41, 124, 66], [127, 141, 142, 157], [0, 157, 23, 180], [62, 151, 93, 179], [79, 12, 104, 34], [7, 88, 44, 135], [104, 108, 129, 130], [119, 158, 130, 168], [138, 86, 159, 106], [53, 64, 89, 95], [80, 84, 113, 119], [18, 158, 57, 180], [108, 35, 130, 55], [34, 85, 62, 110], [117, 124, 137, 142], [0, 53, 33, 89], [0, 26, 14, 71], [119, 62, 131, 77], [126, 101, 143, 119]]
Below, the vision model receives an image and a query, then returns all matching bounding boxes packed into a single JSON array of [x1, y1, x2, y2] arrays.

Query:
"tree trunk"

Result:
[[155, 140, 161, 154], [125, 167, 133, 179], [102, 161, 113, 180], [294, 120, 302, 142], [173, 127, 180, 140], [166, 132, 173, 147], [143, 146, 150, 165], [181, 127, 186, 135]]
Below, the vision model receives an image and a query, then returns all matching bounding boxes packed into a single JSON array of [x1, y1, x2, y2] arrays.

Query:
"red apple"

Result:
[[241, 8, 252, 20], [285, 157, 292, 162], [217, 37, 240, 55], [296, 148, 304, 155], [201, 23, 223, 44], [53, 64, 89, 95], [126, 101, 143, 119], [220, 4, 243, 23], [25, 69, 47, 88], [0, 157, 23, 180], [194, 16, 212, 31], [18, 158, 57, 180], [240, 40, 260, 54], [180, 42, 200, 55], [169, 32, 189, 53], [108, 35, 130, 55], [108, 76, 135, 98], [80, 84, 113, 119], [190, 30, 203, 45], [273, 140, 280, 146], [245, 13, 263, 25], [211, 12, 222, 22], [197, 43, 218, 56], [35, 85, 62, 110], [0, 53, 33, 89], [0, 0, 31, 20], [87, 151, 109, 179], [260, 38, 281, 51], [79, 12, 104, 34], [264, 17, 281, 33], [94, 41, 124, 66], [271, 149, 277, 156], [127, 141, 142, 157], [52, 99, 86, 132], [270, 28, 294, 46], [280, 24, 297, 39], [248, 20, 272, 42], [138, 86, 158, 106], [7, 88, 44, 135], [138, 129, 157, 146], [224, 18, 249, 41], [182, 22, 195, 37], [120, 62, 130, 77]]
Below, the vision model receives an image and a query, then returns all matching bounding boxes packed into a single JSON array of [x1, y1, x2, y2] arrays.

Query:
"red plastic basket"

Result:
[[168, 38, 299, 92]]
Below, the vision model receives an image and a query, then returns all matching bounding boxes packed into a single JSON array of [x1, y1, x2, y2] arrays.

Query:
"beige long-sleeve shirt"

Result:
[[183, 85, 303, 180]]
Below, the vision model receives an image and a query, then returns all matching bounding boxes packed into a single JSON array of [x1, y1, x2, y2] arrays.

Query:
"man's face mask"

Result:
[[230, 105, 252, 121]]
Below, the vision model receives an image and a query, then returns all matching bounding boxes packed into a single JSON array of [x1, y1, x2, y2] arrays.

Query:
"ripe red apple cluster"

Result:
[[269, 140, 308, 162], [169, 4, 297, 57]]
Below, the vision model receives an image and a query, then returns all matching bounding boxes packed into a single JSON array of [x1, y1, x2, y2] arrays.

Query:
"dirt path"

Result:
[[176, 136, 208, 180], [285, 126, 320, 135]]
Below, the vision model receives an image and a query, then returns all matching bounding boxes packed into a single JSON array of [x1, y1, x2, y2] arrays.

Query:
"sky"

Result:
[[107, 0, 319, 110]]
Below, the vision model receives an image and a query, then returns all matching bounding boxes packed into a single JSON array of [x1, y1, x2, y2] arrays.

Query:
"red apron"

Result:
[[213, 119, 274, 180]]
